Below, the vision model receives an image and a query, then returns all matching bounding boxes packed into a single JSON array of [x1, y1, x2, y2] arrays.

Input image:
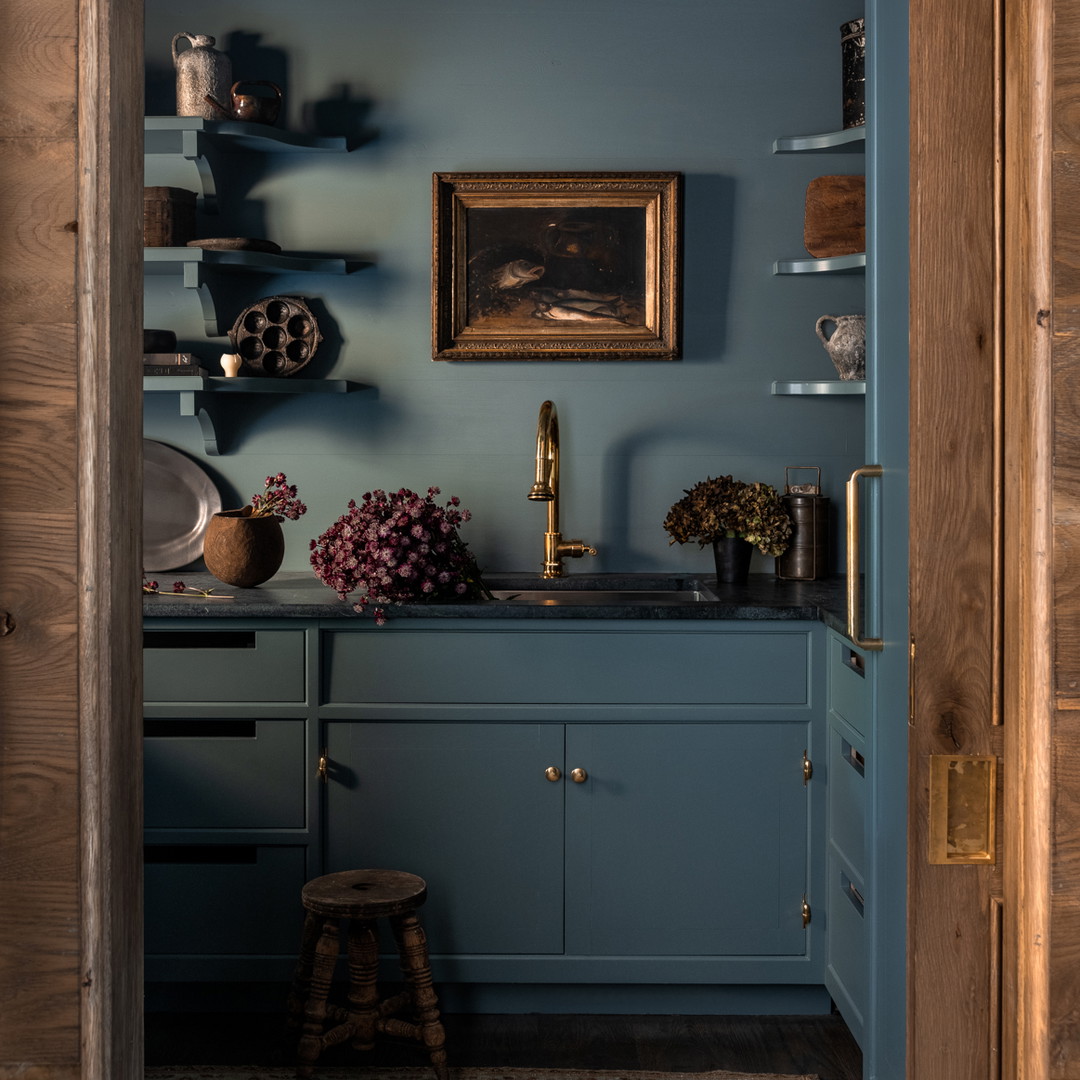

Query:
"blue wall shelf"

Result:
[[773, 125, 866, 153], [774, 253, 866, 275], [771, 380, 867, 396], [144, 116, 349, 211], [143, 377, 368, 456], [143, 248, 370, 336]]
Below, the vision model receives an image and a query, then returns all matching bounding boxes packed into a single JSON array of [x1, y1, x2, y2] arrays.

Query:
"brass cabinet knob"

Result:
[[545, 766, 562, 782], [317, 753, 328, 783], [570, 767, 588, 783]]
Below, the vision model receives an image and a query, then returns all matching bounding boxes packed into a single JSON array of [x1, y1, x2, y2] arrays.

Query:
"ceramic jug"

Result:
[[172, 32, 232, 120], [815, 313, 866, 380]]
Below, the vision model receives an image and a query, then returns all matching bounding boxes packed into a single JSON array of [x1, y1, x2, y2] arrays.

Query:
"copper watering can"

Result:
[[206, 80, 283, 125]]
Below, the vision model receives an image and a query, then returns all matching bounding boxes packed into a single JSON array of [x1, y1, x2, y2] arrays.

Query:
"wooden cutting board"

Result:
[[804, 174, 865, 257]]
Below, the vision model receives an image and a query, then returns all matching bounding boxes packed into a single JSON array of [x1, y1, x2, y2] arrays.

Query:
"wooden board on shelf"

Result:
[[804, 175, 865, 258]]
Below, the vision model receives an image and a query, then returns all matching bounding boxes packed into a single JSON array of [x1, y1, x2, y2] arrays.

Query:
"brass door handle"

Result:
[[545, 766, 562, 782], [317, 752, 328, 783], [846, 464, 884, 651], [570, 767, 588, 783]]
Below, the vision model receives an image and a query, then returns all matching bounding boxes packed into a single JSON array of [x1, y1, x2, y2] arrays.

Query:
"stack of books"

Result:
[[143, 353, 210, 377]]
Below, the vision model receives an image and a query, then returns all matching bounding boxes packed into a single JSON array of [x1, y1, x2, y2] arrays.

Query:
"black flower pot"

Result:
[[712, 536, 754, 584]]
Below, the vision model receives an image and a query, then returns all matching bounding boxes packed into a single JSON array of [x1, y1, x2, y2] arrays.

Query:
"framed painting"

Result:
[[432, 172, 681, 360]]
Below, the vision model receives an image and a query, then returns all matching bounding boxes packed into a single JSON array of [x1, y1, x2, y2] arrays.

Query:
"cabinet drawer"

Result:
[[144, 844, 306, 955], [144, 629, 306, 702], [826, 855, 867, 1039], [323, 628, 810, 705], [828, 725, 866, 877], [828, 632, 870, 735], [144, 719, 306, 829]]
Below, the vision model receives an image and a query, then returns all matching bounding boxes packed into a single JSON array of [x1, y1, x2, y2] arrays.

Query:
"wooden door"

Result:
[[907, 0, 1080, 1076], [0, 0, 144, 1074]]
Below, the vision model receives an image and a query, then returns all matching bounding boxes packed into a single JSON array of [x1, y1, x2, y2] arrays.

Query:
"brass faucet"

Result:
[[527, 400, 597, 578]]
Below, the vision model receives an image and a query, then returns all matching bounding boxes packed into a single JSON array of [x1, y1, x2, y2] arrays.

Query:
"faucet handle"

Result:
[[561, 540, 597, 559]]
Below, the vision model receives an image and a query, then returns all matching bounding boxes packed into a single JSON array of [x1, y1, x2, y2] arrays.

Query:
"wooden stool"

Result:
[[286, 869, 448, 1079]]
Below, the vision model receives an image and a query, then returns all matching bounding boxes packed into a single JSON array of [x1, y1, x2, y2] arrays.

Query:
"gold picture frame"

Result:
[[432, 172, 681, 360]]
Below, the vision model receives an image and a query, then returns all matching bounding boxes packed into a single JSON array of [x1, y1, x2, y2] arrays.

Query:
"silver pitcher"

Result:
[[172, 32, 232, 120]]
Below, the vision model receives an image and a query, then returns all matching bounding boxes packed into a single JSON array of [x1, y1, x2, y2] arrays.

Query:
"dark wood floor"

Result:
[[145, 1010, 862, 1079]]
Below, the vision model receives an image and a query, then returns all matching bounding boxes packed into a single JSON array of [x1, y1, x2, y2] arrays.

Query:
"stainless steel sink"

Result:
[[489, 587, 717, 606]]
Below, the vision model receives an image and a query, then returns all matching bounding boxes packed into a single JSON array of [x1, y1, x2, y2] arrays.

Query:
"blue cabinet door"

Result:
[[564, 723, 811, 959], [324, 721, 565, 956]]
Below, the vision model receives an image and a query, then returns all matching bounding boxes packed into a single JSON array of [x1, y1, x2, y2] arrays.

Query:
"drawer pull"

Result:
[[842, 872, 865, 916], [144, 845, 258, 865], [144, 719, 257, 738], [845, 648, 865, 677], [144, 630, 257, 650], [843, 738, 865, 777]]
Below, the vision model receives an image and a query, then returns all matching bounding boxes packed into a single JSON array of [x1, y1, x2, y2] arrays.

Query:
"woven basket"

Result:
[[144, 187, 196, 247]]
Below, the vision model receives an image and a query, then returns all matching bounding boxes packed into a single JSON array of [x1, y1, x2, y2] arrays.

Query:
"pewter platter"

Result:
[[143, 439, 221, 571]]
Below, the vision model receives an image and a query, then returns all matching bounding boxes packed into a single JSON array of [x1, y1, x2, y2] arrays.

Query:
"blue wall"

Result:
[[144, 0, 866, 577]]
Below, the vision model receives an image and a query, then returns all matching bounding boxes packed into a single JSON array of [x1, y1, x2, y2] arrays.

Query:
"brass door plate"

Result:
[[928, 754, 997, 864]]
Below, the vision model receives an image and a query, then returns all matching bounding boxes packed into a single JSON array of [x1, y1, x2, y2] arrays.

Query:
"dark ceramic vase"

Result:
[[712, 535, 754, 584], [203, 506, 284, 588]]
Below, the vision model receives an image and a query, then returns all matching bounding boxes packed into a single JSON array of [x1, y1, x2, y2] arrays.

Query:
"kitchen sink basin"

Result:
[[489, 587, 718, 606]]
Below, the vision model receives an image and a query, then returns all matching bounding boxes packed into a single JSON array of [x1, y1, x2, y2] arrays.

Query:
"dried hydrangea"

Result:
[[250, 473, 307, 521], [309, 487, 490, 625], [663, 475, 792, 557]]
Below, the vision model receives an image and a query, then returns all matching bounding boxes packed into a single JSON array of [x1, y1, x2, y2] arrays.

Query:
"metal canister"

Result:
[[841, 18, 866, 129], [776, 466, 830, 581]]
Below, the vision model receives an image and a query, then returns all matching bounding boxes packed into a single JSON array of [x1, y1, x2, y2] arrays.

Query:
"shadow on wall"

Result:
[[680, 174, 736, 363], [302, 83, 380, 147]]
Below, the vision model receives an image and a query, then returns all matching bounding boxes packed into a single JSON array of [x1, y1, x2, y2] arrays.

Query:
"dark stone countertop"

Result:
[[143, 570, 849, 633]]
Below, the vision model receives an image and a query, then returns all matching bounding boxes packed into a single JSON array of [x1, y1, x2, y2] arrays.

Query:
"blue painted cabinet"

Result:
[[326, 718, 812, 978], [144, 616, 826, 1005], [320, 621, 824, 992]]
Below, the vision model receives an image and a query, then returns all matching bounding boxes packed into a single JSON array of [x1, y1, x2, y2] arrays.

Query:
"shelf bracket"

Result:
[[181, 262, 227, 337], [180, 129, 218, 211], [177, 390, 223, 455]]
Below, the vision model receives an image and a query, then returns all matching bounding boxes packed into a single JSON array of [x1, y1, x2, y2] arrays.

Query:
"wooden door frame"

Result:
[[77, 0, 144, 1074], [1001, 0, 1053, 1074], [71, 0, 1064, 1077], [909, 0, 1056, 1076]]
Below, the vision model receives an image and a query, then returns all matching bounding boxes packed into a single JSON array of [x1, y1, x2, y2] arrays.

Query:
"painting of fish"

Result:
[[433, 171, 681, 360]]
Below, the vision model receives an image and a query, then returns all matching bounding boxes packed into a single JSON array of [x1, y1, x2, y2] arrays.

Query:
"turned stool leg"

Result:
[[296, 915, 341, 1078], [285, 910, 322, 1032], [346, 918, 381, 1051], [390, 912, 449, 1080]]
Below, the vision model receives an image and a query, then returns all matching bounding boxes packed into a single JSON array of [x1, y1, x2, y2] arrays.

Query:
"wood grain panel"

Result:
[[910, 0, 1002, 1075], [0, 405, 78, 508], [1049, 0, 1080, 1070], [76, 0, 146, 1075], [1054, 523, 1080, 702], [0, 0, 76, 139], [0, 138, 77, 324], [1002, 0, 1055, 1075], [1052, 333, 1080, 516], [0, 0, 86, 1069], [0, 881, 80, 1064], [3, 324, 77, 401]]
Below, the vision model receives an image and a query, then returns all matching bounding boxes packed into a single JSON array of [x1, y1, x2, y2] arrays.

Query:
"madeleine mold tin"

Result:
[[230, 295, 322, 376]]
